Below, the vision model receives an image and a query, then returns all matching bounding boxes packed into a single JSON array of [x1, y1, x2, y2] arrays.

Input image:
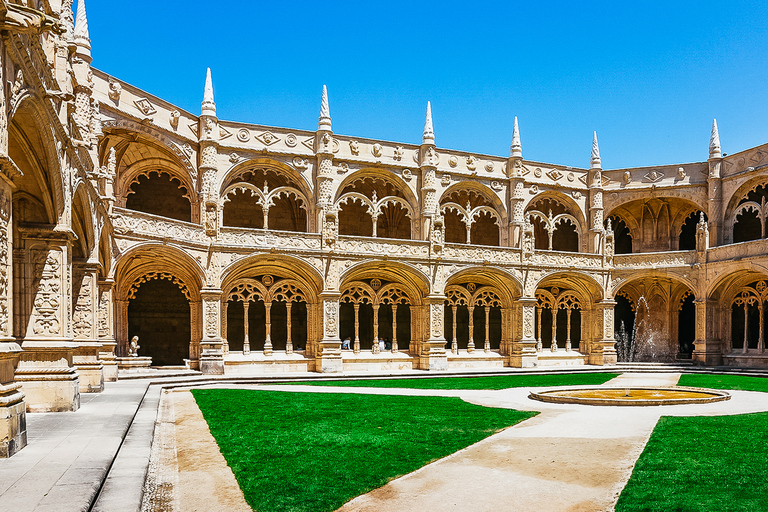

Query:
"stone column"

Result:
[[243, 302, 251, 355], [264, 301, 273, 356], [420, 295, 448, 371], [317, 293, 342, 373], [97, 279, 117, 381], [451, 305, 458, 354], [467, 306, 475, 352], [0, 173, 26, 456], [14, 231, 79, 412], [536, 306, 543, 352], [392, 304, 399, 353], [199, 289, 225, 375], [371, 304, 380, 354], [286, 302, 293, 354], [509, 297, 539, 367], [550, 308, 558, 352], [484, 306, 491, 353], [353, 303, 361, 354], [692, 299, 723, 365], [588, 300, 618, 365], [72, 263, 104, 392], [566, 309, 573, 352]]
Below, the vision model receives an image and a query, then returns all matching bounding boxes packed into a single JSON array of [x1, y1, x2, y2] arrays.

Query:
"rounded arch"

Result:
[[334, 168, 419, 214], [9, 98, 66, 224], [535, 271, 604, 305], [444, 266, 522, 307], [113, 243, 205, 301], [612, 270, 698, 299], [101, 120, 197, 185], [439, 181, 508, 223], [221, 253, 324, 299], [339, 260, 430, 302], [117, 158, 196, 206], [526, 191, 587, 229], [218, 157, 313, 203]]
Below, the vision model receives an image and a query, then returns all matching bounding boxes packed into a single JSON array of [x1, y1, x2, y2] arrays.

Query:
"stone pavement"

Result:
[[0, 379, 151, 512]]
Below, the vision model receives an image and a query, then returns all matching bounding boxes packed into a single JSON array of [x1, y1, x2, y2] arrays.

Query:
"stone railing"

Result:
[[112, 208, 210, 244], [707, 238, 768, 263], [613, 251, 696, 269], [335, 237, 430, 258], [218, 227, 322, 251], [529, 250, 604, 269]]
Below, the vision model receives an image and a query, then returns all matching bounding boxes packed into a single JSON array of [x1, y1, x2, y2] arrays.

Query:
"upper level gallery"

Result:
[[90, 67, 768, 265]]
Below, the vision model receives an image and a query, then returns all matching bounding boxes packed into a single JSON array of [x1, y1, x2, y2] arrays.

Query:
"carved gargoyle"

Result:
[[0, 3, 65, 35]]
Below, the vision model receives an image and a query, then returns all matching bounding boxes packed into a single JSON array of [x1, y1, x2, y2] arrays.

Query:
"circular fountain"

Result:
[[529, 386, 731, 406]]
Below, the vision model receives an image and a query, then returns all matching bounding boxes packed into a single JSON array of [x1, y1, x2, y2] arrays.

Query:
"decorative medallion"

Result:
[[567, 172, 575, 182], [467, 283, 476, 292], [572, 191, 583, 200], [534, 168, 542, 178], [449, 156, 458, 167], [402, 169, 413, 181], [237, 128, 250, 142], [371, 278, 382, 291], [466, 155, 477, 170], [643, 170, 664, 183], [293, 157, 310, 170], [547, 169, 563, 181], [262, 275, 274, 287], [285, 134, 298, 147], [256, 131, 280, 146], [372, 143, 382, 157], [491, 181, 503, 191], [485, 161, 495, 172], [337, 162, 349, 174], [134, 98, 157, 116], [529, 185, 539, 194]]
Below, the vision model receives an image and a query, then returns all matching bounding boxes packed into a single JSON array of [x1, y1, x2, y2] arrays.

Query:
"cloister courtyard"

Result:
[[2, 366, 768, 511]]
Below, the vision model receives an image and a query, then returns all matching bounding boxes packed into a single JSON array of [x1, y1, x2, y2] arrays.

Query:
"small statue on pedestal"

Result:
[[129, 336, 140, 357]]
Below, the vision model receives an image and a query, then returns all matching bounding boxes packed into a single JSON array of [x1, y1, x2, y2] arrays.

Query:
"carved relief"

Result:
[[324, 300, 339, 338], [31, 250, 63, 336], [73, 273, 93, 339], [205, 302, 218, 338]]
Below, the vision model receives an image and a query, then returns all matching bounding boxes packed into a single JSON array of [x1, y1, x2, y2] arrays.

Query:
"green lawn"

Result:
[[292, 372, 618, 390], [616, 373, 768, 511], [192, 389, 536, 512]]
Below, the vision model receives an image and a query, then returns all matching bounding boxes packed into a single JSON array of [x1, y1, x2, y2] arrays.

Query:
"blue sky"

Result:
[[87, 1, 768, 169]]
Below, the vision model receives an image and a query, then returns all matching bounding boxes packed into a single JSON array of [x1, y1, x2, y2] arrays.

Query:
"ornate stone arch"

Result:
[[219, 157, 313, 203], [102, 120, 198, 189], [335, 168, 419, 213]]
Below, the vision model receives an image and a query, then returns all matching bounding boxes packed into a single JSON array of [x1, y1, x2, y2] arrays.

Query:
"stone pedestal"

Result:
[[74, 342, 104, 392], [0, 343, 26, 458], [419, 298, 448, 371], [99, 341, 118, 381], [15, 343, 80, 413], [199, 340, 224, 375], [510, 299, 539, 368], [317, 295, 342, 373], [116, 356, 152, 371]]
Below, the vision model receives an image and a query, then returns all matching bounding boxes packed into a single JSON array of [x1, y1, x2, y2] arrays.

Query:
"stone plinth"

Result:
[[116, 356, 153, 371], [0, 343, 27, 458], [74, 343, 104, 393], [15, 343, 80, 413], [99, 341, 118, 382], [537, 351, 586, 367], [447, 351, 505, 370], [224, 351, 311, 375], [342, 351, 415, 372]]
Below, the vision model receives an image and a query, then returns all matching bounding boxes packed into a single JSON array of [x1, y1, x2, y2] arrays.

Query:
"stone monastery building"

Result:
[[3, 0, 768, 455]]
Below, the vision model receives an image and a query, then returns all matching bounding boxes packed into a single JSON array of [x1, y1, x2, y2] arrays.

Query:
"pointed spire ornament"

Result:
[[591, 131, 601, 169], [201, 68, 216, 117], [510, 116, 522, 158], [74, 0, 91, 49], [318, 85, 332, 131], [709, 119, 721, 159], [422, 101, 435, 144]]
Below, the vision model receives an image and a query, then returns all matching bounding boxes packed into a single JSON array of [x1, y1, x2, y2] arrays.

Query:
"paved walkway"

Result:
[[0, 380, 151, 512]]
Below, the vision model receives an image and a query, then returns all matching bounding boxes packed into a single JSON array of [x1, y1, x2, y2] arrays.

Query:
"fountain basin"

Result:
[[529, 386, 730, 406]]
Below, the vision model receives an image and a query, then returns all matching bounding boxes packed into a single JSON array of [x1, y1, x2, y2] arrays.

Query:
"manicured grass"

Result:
[[616, 373, 768, 511], [678, 372, 768, 393], [293, 372, 618, 390], [193, 389, 536, 512]]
